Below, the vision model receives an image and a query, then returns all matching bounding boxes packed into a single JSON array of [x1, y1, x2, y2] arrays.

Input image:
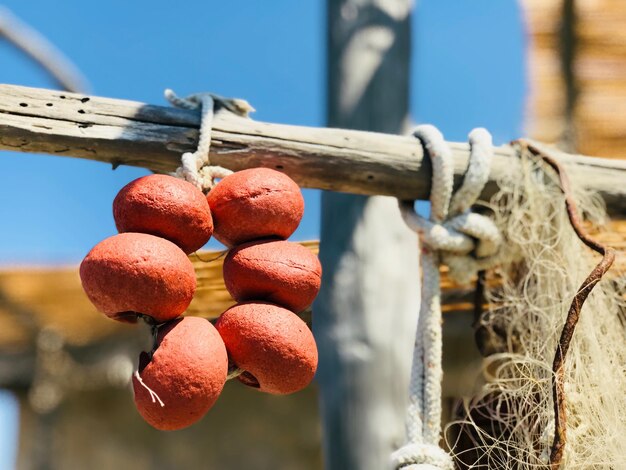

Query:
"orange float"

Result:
[[114, 174, 213, 254], [133, 317, 228, 430], [79, 233, 196, 323], [206, 168, 304, 247], [215, 302, 318, 395], [223, 240, 321, 312]]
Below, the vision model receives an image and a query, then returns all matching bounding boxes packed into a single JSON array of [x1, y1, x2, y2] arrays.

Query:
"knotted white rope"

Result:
[[165, 89, 254, 192], [392, 125, 500, 470]]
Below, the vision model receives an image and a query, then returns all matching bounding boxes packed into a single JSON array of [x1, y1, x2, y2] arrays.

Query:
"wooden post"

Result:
[[314, 1, 419, 468]]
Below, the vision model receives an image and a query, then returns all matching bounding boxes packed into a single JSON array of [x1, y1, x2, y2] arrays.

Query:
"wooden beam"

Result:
[[1, 84, 625, 215]]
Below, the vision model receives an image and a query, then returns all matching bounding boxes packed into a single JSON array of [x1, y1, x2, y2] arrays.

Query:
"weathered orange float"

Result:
[[215, 302, 318, 395], [223, 240, 322, 312], [79, 232, 196, 323], [133, 317, 228, 430], [206, 168, 304, 247], [113, 174, 213, 254]]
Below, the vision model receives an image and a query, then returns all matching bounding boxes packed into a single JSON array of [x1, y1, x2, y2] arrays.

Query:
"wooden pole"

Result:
[[1, 84, 625, 215], [0, 8, 89, 93], [314, 1, 418, 468]]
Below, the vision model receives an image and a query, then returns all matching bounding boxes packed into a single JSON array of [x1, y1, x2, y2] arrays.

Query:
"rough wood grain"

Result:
[[1, 84, 625, 215]]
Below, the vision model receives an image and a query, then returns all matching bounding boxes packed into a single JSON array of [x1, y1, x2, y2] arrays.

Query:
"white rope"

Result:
[[392, 125, 500, 470], [134, 370, 165, 407], [165, 89, 254, 192]]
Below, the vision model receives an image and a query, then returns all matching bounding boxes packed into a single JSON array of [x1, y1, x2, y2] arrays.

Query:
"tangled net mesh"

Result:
[[445, 149, 626, 469]]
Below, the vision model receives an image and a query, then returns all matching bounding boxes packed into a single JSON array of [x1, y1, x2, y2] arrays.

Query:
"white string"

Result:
[[392, 125, 499, 470], [134, 370, 165, 407], [165, 89, 254, 192]]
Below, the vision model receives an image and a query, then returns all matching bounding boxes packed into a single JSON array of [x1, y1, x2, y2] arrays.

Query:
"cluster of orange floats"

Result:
[[79, 168, 321, 430]]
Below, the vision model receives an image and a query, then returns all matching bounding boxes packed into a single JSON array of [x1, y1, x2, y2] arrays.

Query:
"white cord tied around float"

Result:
[[392, 125, 501, 470], [165, 89, 255, 192], [133, 370, 164, 407]]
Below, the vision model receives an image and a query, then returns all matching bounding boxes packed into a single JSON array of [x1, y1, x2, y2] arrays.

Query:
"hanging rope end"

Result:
[[217, 95, 255, 116], [163, 88, 175, 100], [391, 444, 454, 470]]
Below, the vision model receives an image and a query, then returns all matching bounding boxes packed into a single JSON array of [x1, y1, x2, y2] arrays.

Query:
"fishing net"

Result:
[[446, 144, 626, 469]]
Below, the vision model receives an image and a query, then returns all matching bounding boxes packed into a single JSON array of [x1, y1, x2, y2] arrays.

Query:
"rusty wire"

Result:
[[515, 140, 616, 469]]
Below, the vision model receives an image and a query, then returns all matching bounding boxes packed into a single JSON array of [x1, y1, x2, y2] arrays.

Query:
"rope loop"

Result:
[[391, 443, 454, 470], [400, 126, 501, 283], [393, 125, 500, 470], [165, 89, 254, 192]]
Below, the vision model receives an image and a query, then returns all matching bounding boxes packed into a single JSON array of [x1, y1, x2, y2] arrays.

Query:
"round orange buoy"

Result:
[[79, 233, 196, 323], [206, 168, 304, 247], [133, 317, 228, 430], [223, 240, 321, 312], [215, 302, 317, 395], [113, 174, 213, 254]]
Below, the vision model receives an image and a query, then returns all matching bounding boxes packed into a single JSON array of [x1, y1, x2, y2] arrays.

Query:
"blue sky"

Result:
[[0, 1, 524, 467]]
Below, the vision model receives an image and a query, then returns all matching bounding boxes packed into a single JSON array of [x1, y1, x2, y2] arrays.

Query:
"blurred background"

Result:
[[0, 0, 622, 469]]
